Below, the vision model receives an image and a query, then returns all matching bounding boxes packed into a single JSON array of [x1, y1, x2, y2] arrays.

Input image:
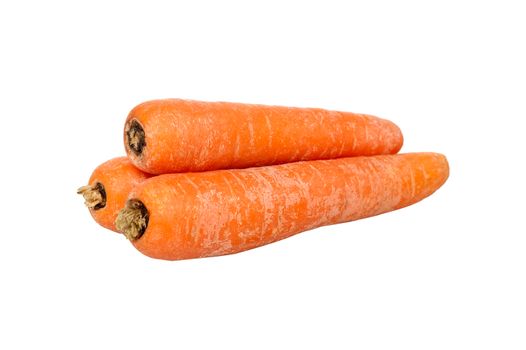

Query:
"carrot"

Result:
[[115, 152, 448, 261], [78, 157, 151, 231], [124, 99, 403, 174]]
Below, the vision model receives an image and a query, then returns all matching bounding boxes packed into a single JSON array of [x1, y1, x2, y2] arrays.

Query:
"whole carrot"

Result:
[[78, 157, 151, 231], [124, 99, 403, 174], [115, 153, 448, 260]]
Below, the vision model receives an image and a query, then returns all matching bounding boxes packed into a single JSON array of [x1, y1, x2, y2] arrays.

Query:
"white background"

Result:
[[1, 1, 524, 349]]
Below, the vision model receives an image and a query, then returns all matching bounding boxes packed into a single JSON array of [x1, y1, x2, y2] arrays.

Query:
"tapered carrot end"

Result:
[[115, 199, 149, 241], [428, 152, 449, 186], [77, 183, 106, 210], [400, 152, 449, 208], [393, 123, 404, 154]]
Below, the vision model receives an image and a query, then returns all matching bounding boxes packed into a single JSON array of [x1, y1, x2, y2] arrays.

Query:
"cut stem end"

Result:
[[77, 182, 106, 210], [126, 119, 146, 157], [115, 199, 149, 241]]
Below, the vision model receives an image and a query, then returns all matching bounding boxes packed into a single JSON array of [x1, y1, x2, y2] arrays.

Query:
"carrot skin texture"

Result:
[[126, 153, 449, 260], [85, 157, 150, 231], [125, 99, 404, 174]]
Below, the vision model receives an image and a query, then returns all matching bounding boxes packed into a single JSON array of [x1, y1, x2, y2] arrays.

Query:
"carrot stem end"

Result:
[[77, 182, 106, 210], [126, 119, 146, 157], [115, 199, 149, 241]]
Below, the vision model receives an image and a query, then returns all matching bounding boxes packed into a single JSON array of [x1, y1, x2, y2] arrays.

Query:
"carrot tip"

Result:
[[115, 199, 149, 241], [77, 182, 106, 210], [125, 119, 146, 158]]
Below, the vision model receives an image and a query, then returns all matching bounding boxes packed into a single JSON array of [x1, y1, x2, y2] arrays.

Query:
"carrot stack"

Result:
[[79, 99, 448, 260]]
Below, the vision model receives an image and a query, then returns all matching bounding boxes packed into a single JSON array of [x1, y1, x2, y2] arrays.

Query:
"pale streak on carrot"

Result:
[[268, 168, 287, 237], [222, 172, 236, 198], [261, 109, 275, 164], [227, 170, 250, 203], [264, 113, 273, 152], [337, 128, 346, 157], [193, 188, 226, 249], [420, 163, 430, 182], [175, 181, 188, 197], [304, 161, 334, 226], [221, 172, 240, 227], [362, 115, 369, 146], [409, 165, 416, 199], [284, 166, 312, 232], [351, 120, 357, 152], [234, 132, 241, 162], [306, 162, 325, 180], [197, 115, 215, 167], [337, 162, 353, 221], [182, 174, 200, 193], [225, 171, 254, 243], [247, 114, 255, 152], [253, 171, 275, 241], [317, 111, 330, 158]]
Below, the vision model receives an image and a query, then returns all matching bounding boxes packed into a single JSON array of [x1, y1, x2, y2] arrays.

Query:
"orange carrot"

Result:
[[115, 153, 448, 261], [78, 157, 151, 231], [124, 99, 403, 174]]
